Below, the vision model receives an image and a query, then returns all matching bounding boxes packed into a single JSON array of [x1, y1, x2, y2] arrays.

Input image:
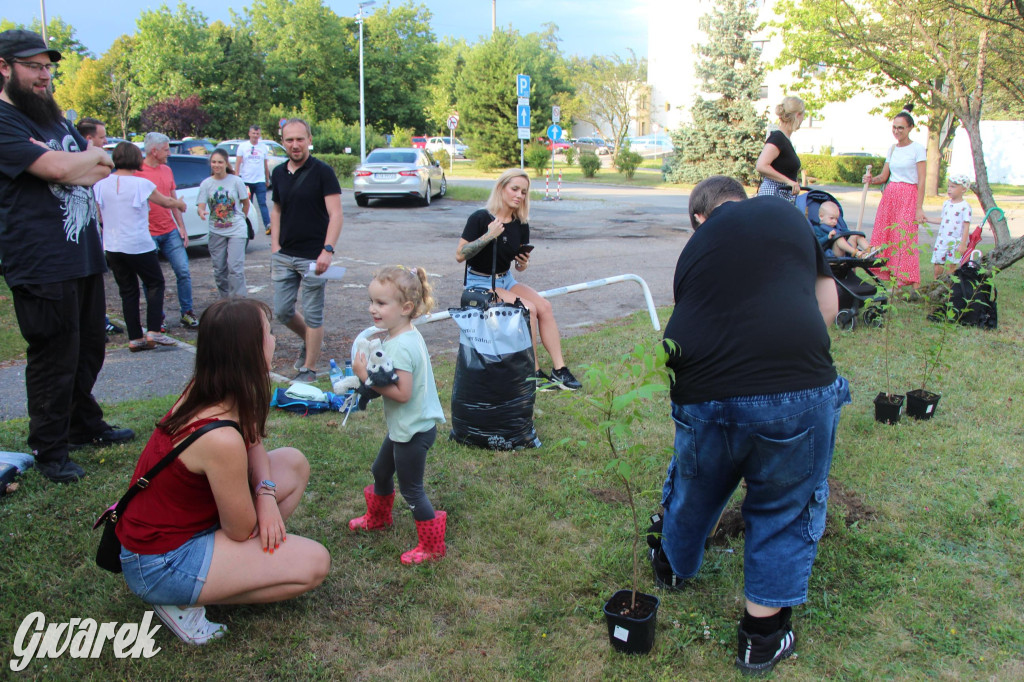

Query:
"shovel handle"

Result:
[[856, 164, 873, 232]]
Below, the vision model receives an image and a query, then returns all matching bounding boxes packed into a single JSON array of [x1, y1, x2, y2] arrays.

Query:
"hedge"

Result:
[[319, 153, 360, 179], [800, 154, 886, 184]]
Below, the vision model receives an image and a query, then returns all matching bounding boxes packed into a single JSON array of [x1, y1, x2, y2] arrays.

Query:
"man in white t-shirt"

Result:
[[236, 125, 271, 234]]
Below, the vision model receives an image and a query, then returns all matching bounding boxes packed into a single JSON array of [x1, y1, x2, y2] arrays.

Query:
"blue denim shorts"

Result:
[[465, 271, 518, 291], [120, 525, 218, 606], [660, 376, 851, 607]]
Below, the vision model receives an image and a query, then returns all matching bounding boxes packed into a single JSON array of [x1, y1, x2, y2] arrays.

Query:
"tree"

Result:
[[130, 3, 217, 111], [456, 27, 572, 166], [140, 94, 211, 138], [425, 39, 468, 134], [571, 50, 649, 154], [664, 0, 766, 185], [362, 2, 439, 133], [775, 0, 1021, 269]]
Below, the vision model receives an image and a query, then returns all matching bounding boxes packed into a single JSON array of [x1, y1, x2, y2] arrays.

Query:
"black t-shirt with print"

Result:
[[460, 208, 529, 275], [271, 155, 342, 260], [0, 102, 105, 287], [765, 129, 801, 182], [663, 196, 836, 404]]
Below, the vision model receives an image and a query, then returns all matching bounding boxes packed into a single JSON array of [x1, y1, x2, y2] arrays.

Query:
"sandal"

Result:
[[129, 338, 155, 352]]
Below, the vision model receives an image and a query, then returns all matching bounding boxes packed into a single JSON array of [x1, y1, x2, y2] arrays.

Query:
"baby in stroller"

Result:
[[796, 189, 888, 330], [817, 201, 874, 258]]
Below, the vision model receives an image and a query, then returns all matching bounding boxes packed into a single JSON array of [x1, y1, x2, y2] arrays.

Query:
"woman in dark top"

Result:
[[454, 168, 580, 390], [755, 96, 805, 202]]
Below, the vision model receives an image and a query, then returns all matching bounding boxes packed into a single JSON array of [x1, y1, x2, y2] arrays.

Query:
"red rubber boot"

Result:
[[400, 511, 447, 565], [348, 485, 395, 531]]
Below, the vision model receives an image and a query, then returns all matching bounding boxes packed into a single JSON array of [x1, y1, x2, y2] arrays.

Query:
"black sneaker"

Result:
[[736, 616, 795, 676], [105, 318, 124, 335], [37, 458, 86, 483], [649, 546, 686, 590], [550, 366, 582, 391], [69, 426, 135, 451], [294, 343, 307, 371], [530, 369, 555, 392], [292, 368, 317, 384]]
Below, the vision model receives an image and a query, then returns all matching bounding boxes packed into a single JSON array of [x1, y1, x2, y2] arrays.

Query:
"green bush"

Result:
[[475, 153, 502, 172], [319, 153, 359, 179], [432, 148, 451, 168], [312, 118, 386, 155], [800, 154, 886, 184], [389, 125, 414, 148], [579, 152, 601, 178], [614, 149, 643, 179], [525, 144, 551, 177], [563, 146, 577, 166]]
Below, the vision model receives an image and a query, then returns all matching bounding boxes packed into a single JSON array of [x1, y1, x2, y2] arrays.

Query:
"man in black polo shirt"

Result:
[[652, 176, 850, 675], [0, 30, 134, 483], [270, 118, 343, 383]]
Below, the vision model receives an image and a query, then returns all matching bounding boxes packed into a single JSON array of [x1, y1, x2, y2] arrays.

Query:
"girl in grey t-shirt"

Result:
[[198, 150, 251, 298]]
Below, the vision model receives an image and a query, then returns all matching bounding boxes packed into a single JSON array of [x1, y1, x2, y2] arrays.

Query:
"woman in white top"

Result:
[[864, 106, 928, 292], [197, 149, 251, 299], [94, 142, 187, 351]]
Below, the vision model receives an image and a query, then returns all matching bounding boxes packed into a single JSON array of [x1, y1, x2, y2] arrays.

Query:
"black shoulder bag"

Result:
[[460, 229, 499, 309], [93, 420, 242, 573]]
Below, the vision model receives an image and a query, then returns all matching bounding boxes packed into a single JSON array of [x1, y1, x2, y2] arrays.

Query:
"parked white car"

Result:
[[216, 139, 289, 185], [168, 155, 261, 247], [425, 136, 469, 159]]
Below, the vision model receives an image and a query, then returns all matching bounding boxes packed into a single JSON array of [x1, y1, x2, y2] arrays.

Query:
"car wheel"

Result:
[[439, 175, 447, 198], [420, 182, 432, 207], [355, 194, 369, 207]]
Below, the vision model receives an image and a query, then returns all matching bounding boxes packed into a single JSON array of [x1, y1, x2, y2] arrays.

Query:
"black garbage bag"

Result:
[[449, 301, 541, 449]]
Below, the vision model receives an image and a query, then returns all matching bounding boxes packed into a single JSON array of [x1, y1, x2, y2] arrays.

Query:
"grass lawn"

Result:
[[0, 279, 25, 365], [1, 253, 1023, 678]]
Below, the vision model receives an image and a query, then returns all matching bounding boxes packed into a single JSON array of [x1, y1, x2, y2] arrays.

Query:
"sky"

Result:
[[5, 0, 651, 60]]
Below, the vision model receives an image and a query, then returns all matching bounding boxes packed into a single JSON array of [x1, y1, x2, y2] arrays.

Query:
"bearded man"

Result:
[[0, 29, 134, 483]]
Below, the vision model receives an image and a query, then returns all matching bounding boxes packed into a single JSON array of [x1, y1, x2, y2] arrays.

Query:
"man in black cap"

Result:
[[0, 29, 134, 483]]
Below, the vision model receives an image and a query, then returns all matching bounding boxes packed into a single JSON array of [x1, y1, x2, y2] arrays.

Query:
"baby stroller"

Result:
[[796, 189, 888, 331]]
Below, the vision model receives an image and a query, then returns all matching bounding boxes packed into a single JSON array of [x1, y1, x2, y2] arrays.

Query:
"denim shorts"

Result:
[[120, 525, 218, 606], [272, 252, 328, 328], [660, 376, 851, 607], [465, 271, 518, 291]]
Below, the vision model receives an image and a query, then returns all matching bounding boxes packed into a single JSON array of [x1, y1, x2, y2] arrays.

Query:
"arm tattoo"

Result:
[[459, 237, 490, 261]]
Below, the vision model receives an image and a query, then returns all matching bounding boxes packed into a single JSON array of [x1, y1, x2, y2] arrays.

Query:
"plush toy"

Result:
[[333, 337, 400, 412]]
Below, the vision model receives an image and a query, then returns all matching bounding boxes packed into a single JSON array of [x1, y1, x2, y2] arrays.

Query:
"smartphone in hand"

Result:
[[518, 243, 535, 255]]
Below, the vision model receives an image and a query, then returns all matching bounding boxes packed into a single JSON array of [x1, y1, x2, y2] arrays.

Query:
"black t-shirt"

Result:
[[663, 196, 836, 404], [0, 103, 105, 287], [271, 155, 342, 260], [765, 129, 801, 182], [460, 208, 529, 274]]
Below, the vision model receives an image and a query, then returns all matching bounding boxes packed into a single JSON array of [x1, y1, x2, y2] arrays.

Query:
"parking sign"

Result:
[[517, 74, 531, 99]]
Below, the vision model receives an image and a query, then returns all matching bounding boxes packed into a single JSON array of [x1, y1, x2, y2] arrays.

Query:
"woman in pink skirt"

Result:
[[864, 106, 927, 295]]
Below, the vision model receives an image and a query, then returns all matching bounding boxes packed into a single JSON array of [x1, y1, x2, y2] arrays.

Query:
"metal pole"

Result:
[[492, 0, 496, 33], [357, 2, 375, 164], [39, 0, 48, 42]]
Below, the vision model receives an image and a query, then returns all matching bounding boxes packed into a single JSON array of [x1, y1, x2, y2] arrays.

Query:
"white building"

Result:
[[646, 0, 898, 156]]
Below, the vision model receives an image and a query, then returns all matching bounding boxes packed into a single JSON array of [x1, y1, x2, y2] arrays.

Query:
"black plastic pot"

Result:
[[874, 392, 905, 425], [906, 389, 940, 420], [603, 589, 660, 655]]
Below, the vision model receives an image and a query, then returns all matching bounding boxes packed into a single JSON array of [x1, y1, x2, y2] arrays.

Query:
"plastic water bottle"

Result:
[[328, 359, 343, 387], [343, 360, 356, 398]]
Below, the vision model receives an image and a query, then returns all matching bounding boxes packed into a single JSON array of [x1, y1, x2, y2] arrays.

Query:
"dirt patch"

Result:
[[702, 478, 877, 547], [589, 487, 630, 505]]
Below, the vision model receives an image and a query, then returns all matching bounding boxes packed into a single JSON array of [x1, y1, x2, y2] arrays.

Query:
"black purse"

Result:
[[93, 420, 241, 573], [460, 231, 500, 309]]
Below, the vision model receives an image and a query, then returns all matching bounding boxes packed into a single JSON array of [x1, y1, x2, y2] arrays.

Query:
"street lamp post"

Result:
[[357, 0, 377, 164]]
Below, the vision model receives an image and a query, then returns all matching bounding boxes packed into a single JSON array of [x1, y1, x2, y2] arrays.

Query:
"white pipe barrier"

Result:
[[350, 273, 659, 359]]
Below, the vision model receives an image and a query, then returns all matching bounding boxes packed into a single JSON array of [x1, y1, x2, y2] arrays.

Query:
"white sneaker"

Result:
[[152, 604, 228, 645], [146, 332, 177, 346]]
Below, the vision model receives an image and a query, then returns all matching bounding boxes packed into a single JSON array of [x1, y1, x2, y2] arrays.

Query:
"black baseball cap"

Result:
[[0, 29, 63, 62]]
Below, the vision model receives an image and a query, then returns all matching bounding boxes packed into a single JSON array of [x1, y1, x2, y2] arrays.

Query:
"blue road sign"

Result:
[[546, 124, 563, 141], [517, 74, 531, 99], [518, 105, 531, 128]]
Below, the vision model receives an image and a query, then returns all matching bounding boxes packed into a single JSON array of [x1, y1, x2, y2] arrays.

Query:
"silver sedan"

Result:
[[353, 148, 446, 207]]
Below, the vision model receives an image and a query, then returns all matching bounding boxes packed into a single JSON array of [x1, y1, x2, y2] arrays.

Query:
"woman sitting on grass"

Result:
[[115, 298, 330, 644]]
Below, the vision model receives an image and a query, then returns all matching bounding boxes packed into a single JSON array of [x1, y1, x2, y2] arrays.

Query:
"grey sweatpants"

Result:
[[208, 233, 247, 298]]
